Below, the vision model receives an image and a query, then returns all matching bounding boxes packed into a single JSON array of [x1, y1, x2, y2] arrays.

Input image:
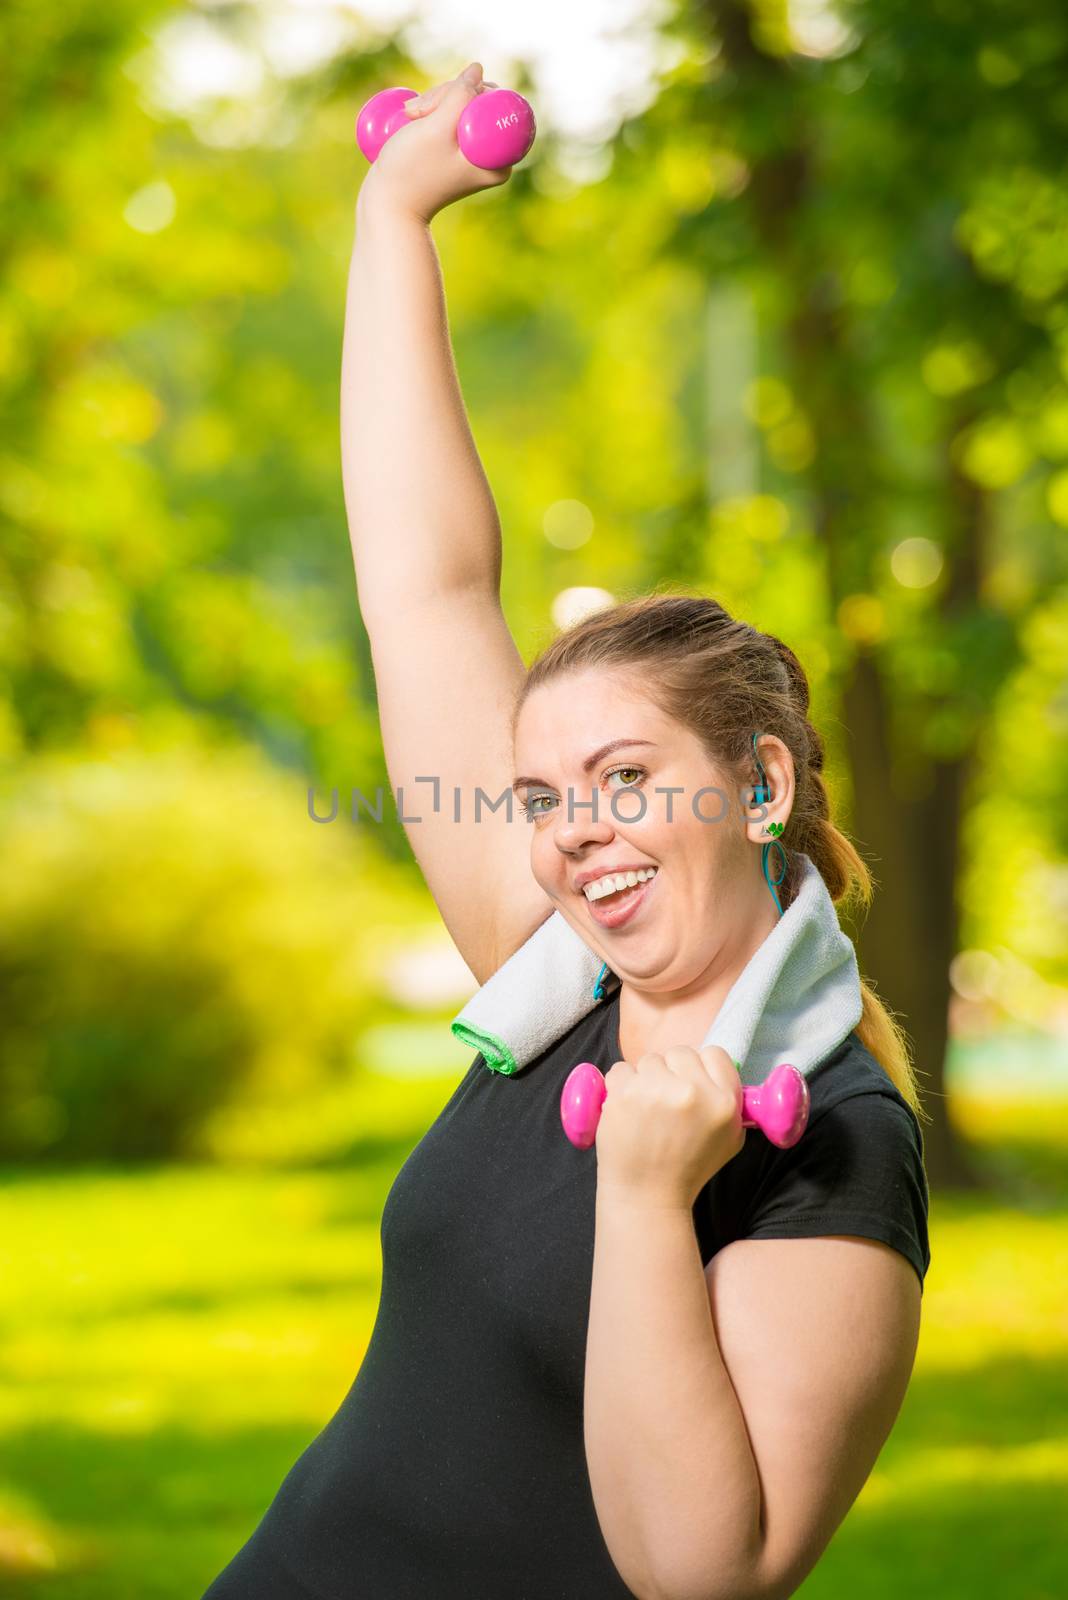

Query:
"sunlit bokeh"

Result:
[[891, 537, 944, 589], [550, 585, 616, 630], [542, 497, 595, 549]]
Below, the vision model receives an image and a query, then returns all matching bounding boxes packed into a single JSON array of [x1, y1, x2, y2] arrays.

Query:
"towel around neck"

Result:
[[450, 853, 863, 1085]]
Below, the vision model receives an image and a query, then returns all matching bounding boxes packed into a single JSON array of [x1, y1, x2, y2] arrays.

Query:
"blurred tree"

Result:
[[0, 745, 429, 1159], [0, 0, 390, 830]]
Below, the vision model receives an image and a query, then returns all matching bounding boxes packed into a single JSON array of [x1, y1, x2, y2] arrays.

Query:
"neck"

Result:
[[615, 892, 780, 1063]]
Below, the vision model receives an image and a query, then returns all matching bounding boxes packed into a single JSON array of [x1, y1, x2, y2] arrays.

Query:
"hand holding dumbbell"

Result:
[[355, 62, 536, 224], [560, 1059, 810, 1151]]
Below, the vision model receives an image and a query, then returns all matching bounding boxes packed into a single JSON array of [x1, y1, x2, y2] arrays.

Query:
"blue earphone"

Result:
[[750, 730, 771, 806], [591, 730, 787, 1000], [752, 731, 788, 918]]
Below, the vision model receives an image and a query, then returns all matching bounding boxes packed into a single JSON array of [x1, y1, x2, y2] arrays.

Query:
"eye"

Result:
[[606, 764, 645, 790], [518, 764, 647, 822], [519, 790, 555, 819]]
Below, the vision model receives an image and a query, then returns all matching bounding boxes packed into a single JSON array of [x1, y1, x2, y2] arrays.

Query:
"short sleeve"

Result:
[[742, 1089, 931, 1294]]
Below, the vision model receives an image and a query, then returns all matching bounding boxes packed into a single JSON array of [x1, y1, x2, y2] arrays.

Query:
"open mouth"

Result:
[[582, 869, 657, 928]]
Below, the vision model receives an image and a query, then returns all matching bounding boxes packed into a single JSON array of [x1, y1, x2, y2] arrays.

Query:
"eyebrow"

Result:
[[512, 739, 657, 794]]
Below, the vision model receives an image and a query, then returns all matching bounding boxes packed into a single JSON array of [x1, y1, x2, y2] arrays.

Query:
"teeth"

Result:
[[583, 867, 657, 902]]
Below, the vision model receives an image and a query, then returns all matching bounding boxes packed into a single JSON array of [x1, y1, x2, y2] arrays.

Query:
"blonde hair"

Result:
[[513, 588, 928, 1124]]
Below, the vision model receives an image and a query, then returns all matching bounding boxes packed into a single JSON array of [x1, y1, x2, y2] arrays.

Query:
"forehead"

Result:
[[514, 670, 672, 760]]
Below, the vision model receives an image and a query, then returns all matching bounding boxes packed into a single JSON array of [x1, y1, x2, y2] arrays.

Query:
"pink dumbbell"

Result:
[[560, 1059, 810, 1152], [355, 84, 536, 170]]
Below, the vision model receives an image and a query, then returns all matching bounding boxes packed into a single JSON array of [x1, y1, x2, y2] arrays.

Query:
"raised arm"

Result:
[[342, 64, 509, 607], [341, 65, 553, 985]]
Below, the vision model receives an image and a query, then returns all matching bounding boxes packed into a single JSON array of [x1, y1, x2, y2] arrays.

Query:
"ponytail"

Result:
[[805, 815, 928, 1125]]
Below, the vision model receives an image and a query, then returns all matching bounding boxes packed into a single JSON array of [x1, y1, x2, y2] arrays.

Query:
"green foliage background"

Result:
[[1, 0, 1066, 1593]]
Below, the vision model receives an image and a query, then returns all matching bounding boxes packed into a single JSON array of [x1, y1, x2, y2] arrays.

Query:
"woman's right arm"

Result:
[[341, 87, 555, 985]]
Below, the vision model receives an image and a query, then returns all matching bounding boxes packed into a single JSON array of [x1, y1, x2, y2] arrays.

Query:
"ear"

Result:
[[744, 734, 794, 843]]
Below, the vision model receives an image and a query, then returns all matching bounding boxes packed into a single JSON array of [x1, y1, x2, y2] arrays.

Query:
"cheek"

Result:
[[529, 832, 559, 890], [670, 810, 735, 874]]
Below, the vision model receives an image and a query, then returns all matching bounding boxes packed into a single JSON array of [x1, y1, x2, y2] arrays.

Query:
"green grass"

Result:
[[1, 1077, 1066, 1599]]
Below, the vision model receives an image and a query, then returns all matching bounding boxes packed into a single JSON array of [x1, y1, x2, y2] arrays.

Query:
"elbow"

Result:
[[646, 1582, 770, 1600], [651, 1577, 780, 1600], [645, 1532, 775, 1600]]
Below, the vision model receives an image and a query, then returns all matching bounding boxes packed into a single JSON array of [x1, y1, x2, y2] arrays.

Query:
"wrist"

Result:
[[356, 176, 432, 232], [595, 1178, 694, 1215]]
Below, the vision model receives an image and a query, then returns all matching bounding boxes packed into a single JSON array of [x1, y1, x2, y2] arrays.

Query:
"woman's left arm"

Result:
[[585, 1191, 921, 1600]]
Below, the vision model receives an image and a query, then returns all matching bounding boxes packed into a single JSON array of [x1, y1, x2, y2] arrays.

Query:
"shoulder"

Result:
[[808, 1028, 908, 1102], [783, 1030, 928, 1180], [737, 1031, 931, 1291], [805, 1030, 924, 1146]]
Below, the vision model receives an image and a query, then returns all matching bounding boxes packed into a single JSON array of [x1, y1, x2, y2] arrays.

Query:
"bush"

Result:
[[0, 744, 426, 1161]]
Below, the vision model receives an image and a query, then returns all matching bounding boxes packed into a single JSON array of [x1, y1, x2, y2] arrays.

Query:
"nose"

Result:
[[550, 791, 617, 855]]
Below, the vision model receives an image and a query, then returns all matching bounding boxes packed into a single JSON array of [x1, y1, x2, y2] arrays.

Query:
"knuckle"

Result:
[[663, 1046, 695, 1067]]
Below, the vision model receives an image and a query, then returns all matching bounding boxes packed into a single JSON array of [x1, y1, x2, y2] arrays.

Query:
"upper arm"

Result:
[[698, 1235, 921, 1600], [363, 587, 553, 986]]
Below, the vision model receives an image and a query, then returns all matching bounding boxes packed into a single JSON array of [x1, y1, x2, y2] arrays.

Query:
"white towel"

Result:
[[450, 853, 863, 1085]]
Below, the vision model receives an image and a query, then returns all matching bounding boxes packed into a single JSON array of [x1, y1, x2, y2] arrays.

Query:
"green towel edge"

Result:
[[450, 1020, 519, 1076]]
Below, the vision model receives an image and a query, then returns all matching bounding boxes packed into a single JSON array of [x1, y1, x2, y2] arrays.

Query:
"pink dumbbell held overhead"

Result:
[[355, 84, 536, 169], [560, 1060, 810, 1151]]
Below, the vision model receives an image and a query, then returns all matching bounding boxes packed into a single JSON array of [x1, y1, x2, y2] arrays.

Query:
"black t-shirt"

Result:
[[200, 985, 930, 1600]]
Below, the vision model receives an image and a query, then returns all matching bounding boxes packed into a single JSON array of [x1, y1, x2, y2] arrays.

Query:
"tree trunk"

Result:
[[844, 654, 984, 1189]]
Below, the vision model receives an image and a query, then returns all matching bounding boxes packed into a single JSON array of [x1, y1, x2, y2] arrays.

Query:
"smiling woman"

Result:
[[201, 582, 932, 1599], [199, 52, 930, 1600]]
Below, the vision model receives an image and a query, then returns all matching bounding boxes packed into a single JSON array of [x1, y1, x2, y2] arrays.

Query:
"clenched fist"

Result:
[[594, 1045, 747, 1209]]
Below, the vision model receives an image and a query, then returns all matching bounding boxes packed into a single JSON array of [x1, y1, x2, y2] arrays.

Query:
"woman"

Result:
[[200, 63, 930, 1600]]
